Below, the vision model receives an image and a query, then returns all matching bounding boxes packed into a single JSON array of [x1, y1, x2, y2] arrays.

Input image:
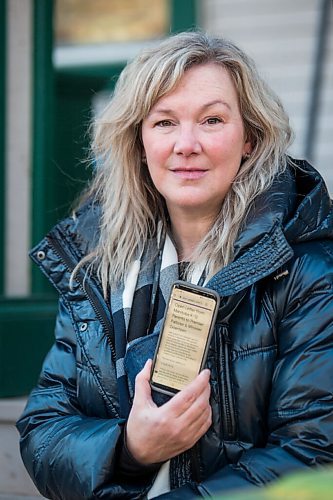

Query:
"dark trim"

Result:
[[0, 297, 57, 397], [0, 0, 6, 295], [56, 62, 125, 89], [0, 297, 57, 314], [170, 0, 198, 32], [31, 0, 55, 293], [304, 0, 331, 161]]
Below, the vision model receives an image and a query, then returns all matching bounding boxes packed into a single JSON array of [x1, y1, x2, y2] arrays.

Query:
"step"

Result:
[[0, 398, 43, 497]]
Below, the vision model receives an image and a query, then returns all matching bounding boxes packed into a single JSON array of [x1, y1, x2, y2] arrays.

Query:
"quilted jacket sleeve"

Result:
[[16, 298, 154, 500]]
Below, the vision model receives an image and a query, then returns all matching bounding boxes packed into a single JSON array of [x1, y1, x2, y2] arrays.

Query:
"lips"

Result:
[[171, 168, 208, 180]]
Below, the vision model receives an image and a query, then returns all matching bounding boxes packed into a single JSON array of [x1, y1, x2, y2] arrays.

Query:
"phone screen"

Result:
[[151, 282, 219, 394]]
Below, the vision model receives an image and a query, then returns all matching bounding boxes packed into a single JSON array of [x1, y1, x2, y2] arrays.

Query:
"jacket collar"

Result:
[[207, 158, 333, 297], [207, 222, 293, 296]]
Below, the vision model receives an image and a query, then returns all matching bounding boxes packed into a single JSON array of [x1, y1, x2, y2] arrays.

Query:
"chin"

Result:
[[169, 199, 220, 214]]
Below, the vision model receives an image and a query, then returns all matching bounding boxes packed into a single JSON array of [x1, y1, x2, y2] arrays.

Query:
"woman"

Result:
[[17, 32, 333, 499]]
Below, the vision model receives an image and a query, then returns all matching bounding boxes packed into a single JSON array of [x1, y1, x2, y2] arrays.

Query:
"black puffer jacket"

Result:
[[17, 159, 333, 499]]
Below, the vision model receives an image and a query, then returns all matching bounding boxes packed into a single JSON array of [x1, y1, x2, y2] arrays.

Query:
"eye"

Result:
[[204, 117, 223, 125], [155, 119, 174, 127]]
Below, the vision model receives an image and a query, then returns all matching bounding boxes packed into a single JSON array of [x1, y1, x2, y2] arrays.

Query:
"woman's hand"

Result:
[[126, 359, 212, 465]]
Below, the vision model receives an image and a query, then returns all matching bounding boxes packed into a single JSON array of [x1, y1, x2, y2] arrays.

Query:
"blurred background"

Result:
[[0, 0, 332, 496]]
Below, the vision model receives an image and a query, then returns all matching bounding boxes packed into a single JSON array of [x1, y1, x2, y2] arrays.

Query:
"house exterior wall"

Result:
[[200, 0, 333, 192]]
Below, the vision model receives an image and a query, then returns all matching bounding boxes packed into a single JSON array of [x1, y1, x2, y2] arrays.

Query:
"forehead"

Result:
[[150, 63, 239, 111]]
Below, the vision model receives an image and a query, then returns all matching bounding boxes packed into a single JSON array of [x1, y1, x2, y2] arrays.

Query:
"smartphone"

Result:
[[150, 281, 220, 396]]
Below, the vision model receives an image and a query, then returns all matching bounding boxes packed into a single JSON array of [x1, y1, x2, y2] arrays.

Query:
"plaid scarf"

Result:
[[110, 230, 205, 417]]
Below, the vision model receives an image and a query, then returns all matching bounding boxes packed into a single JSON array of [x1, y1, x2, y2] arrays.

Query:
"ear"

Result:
[[243, 140, 253, 157]]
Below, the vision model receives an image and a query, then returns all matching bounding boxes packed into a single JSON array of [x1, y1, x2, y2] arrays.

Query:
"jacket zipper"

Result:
[[48, 236, 116, 362], [217, 324, 236, 439]]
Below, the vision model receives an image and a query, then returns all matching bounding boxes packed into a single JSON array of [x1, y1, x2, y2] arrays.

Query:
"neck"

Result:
[[168, 208, 217, 261]]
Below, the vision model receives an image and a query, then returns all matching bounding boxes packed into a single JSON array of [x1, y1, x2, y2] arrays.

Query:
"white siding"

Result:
[[316, 5, 333, 183], [200, 0, 333, 193], [5, 0, 33, 295]]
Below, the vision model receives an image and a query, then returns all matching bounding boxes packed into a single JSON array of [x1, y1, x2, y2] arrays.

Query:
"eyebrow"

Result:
[[149, 99, 232, 116]]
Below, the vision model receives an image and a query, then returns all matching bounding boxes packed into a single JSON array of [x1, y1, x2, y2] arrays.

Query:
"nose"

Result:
[[173, 125, 202, 156]]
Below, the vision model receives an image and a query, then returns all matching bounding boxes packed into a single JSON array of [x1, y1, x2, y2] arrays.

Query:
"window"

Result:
[[55, 0, 170, 45]]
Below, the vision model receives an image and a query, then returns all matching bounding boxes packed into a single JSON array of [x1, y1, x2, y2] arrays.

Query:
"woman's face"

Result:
[[141, 63, 252, 220]]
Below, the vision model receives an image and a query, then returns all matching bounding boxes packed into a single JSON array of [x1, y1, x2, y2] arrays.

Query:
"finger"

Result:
[[183, 368, 211, 396], [179, 402, 212, 444], [172, 374, 211, 427], [176, 385, 211, 431], [135, 358, 152, 385], [172, 369, 210, 413], [133, 359, 155, 406], [167, 369, 211, 417], [186, 402, 212, 434], [187, 412, 212, 447], [167, 405, 212, 456]]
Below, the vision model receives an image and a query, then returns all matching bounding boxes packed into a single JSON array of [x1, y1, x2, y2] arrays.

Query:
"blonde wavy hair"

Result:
[[78, 31, 293, 293]]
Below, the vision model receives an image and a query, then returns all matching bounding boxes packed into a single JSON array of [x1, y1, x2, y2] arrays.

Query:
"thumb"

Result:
[[133, 359, 153, 402]]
